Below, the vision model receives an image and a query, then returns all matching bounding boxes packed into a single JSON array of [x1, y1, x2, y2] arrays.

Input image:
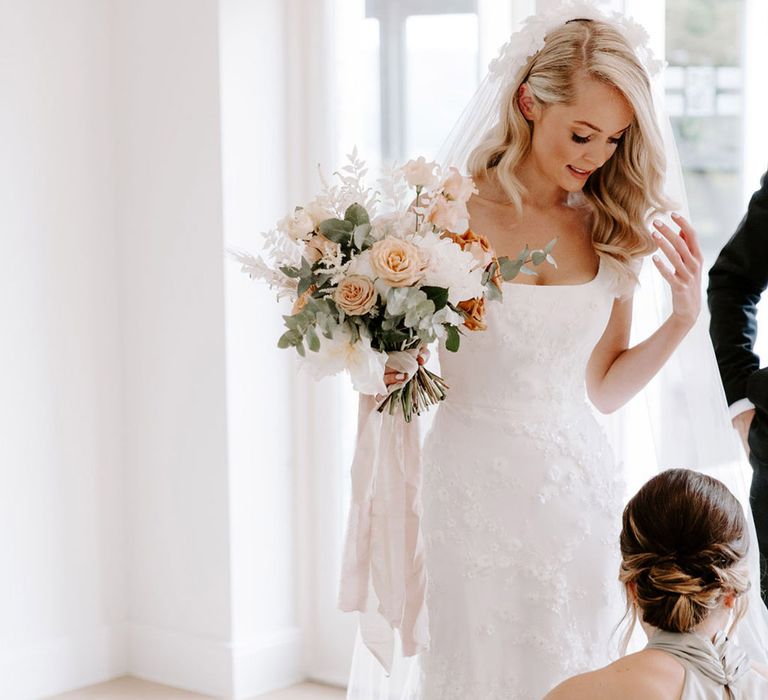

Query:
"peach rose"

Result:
[[457, 296, 487, 331], [370, 237, 425, 287], [304, 233, 340, 264], [292, 284, 317, 314], [333, 275, 377, 316]]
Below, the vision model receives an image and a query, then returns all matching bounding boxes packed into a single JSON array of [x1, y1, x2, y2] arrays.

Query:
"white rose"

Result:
[[347, 249, 375, 278], [299, 325, 387, 396], [401, 156, 439, 189], [278, 209, 315, 241], [303, 198, 335, 228], [417, 234, 485, 304], [372, 210, 415, 240]]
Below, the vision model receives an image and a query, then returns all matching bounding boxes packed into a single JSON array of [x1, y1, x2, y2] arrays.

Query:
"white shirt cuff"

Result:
[[729, 398, 756, 420]]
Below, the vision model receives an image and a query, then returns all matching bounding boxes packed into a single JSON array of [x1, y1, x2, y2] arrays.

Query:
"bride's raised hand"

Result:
[[651, 213, 704, 327]]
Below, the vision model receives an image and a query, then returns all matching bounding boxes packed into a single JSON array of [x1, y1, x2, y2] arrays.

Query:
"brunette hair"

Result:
[[618, 468, 750, 648]]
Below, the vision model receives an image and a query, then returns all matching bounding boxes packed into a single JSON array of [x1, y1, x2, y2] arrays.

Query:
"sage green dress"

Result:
[[645, 629, 768, 699]]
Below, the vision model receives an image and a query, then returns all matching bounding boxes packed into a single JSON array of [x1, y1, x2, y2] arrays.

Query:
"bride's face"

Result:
[[519, 75, 634, 193]]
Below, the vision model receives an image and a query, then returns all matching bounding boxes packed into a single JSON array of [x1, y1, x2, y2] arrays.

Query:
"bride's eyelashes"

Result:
[[571, 133, 622, 145]]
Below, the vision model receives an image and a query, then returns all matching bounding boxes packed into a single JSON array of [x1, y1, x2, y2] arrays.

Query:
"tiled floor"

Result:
[[47, 676, 345, 700]]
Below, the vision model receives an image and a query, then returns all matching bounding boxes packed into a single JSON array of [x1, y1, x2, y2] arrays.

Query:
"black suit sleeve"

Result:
[[707, 170, 768, 407]]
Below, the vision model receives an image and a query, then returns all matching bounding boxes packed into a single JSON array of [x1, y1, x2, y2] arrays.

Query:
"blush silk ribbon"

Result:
[[337, 349, 430, 675]]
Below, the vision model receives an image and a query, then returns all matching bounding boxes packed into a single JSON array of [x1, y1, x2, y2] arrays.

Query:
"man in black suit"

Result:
[[708, 170, 768, 605]]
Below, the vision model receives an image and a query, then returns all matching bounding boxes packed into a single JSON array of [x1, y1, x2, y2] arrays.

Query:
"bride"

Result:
[[346, 3, 768, 699]]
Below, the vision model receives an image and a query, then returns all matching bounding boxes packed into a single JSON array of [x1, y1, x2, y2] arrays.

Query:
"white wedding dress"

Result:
[[345, 255, 634, 700], [417, 257, 626, 698]]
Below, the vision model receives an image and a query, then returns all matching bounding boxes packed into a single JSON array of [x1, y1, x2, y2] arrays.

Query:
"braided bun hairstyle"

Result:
[[618, 469, 750, 647]]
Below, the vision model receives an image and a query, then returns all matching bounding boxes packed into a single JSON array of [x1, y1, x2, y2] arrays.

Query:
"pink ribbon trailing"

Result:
[[337, 351, 430, 675]]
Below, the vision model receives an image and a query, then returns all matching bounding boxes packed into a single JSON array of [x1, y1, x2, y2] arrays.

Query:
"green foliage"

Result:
[[485, 279, 502, 302], [305, 324, 320, 352], [420, 285, 449, 311], [445, 325, 460, 352], [497, 238, 557, 281], [344, 203, 370, 227], [498, 256, 523, 281], [353, 223, 373, 251], [319, 218, 354, 243]]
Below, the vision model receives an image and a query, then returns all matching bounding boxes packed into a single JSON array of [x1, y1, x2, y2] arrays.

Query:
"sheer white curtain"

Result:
[[303, 0, 535, 683]]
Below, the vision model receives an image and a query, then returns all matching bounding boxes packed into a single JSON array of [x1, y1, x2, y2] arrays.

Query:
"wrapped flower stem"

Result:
[[377, 363, 450, 423]]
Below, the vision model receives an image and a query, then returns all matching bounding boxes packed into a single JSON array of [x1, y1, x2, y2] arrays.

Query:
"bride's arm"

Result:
[[586, 214, 703, 414]]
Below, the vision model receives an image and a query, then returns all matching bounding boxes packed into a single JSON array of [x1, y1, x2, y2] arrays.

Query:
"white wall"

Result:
[[112, 0, 237, 695], [0, 0, 355, 696], [0, 0, 312, 698], [0, 2, 126, 697], [218, 0, 303, 695]]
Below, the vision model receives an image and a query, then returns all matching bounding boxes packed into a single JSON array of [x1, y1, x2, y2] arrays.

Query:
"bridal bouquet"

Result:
[[230, 149, 554, 421]]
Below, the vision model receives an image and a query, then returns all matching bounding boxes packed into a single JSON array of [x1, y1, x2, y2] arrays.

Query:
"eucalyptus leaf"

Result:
[[531, 250, 546, 266], [417, 328, 433, 344], [279, 265, 301, 279], [305, 325, 321, 352], [445, 325, 460, 352], [319, 218, 354, 243], [420, 285, 449, 311], [499, 257, 522, 281], [485, 280, 502, 302], [277, 330, 295, 349], [344, 203, 370, 227], [404, 299, 435, 328], [283, 314, 301, 331], [295, 340, 306, 357], [518, 265, 537, 276], [353, 223, 372, 250], [380, 329, 410, 348], [297, 275, 313, 296]]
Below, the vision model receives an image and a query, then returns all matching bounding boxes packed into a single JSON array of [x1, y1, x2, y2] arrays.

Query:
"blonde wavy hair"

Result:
[[617, 468, 751, 654], [467, 18, 672, 281]]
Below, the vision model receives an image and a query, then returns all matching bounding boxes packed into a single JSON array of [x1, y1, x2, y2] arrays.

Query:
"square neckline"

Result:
[[501, 256, 603, 289]]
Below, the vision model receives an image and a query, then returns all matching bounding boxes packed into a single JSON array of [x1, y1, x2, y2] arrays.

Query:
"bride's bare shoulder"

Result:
[[543, 650, 684, 700]]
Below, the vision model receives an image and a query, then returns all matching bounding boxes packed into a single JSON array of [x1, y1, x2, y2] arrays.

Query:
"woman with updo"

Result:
[[545, 468, 768, 699]]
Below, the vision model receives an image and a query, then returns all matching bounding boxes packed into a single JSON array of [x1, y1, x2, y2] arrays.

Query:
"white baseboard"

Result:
[[0, 623, 126, 700], [127, 621, 234, 697], [0, 622, 304, 700], [231, 627, 304, 700], [128, 622, 304, 700]]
